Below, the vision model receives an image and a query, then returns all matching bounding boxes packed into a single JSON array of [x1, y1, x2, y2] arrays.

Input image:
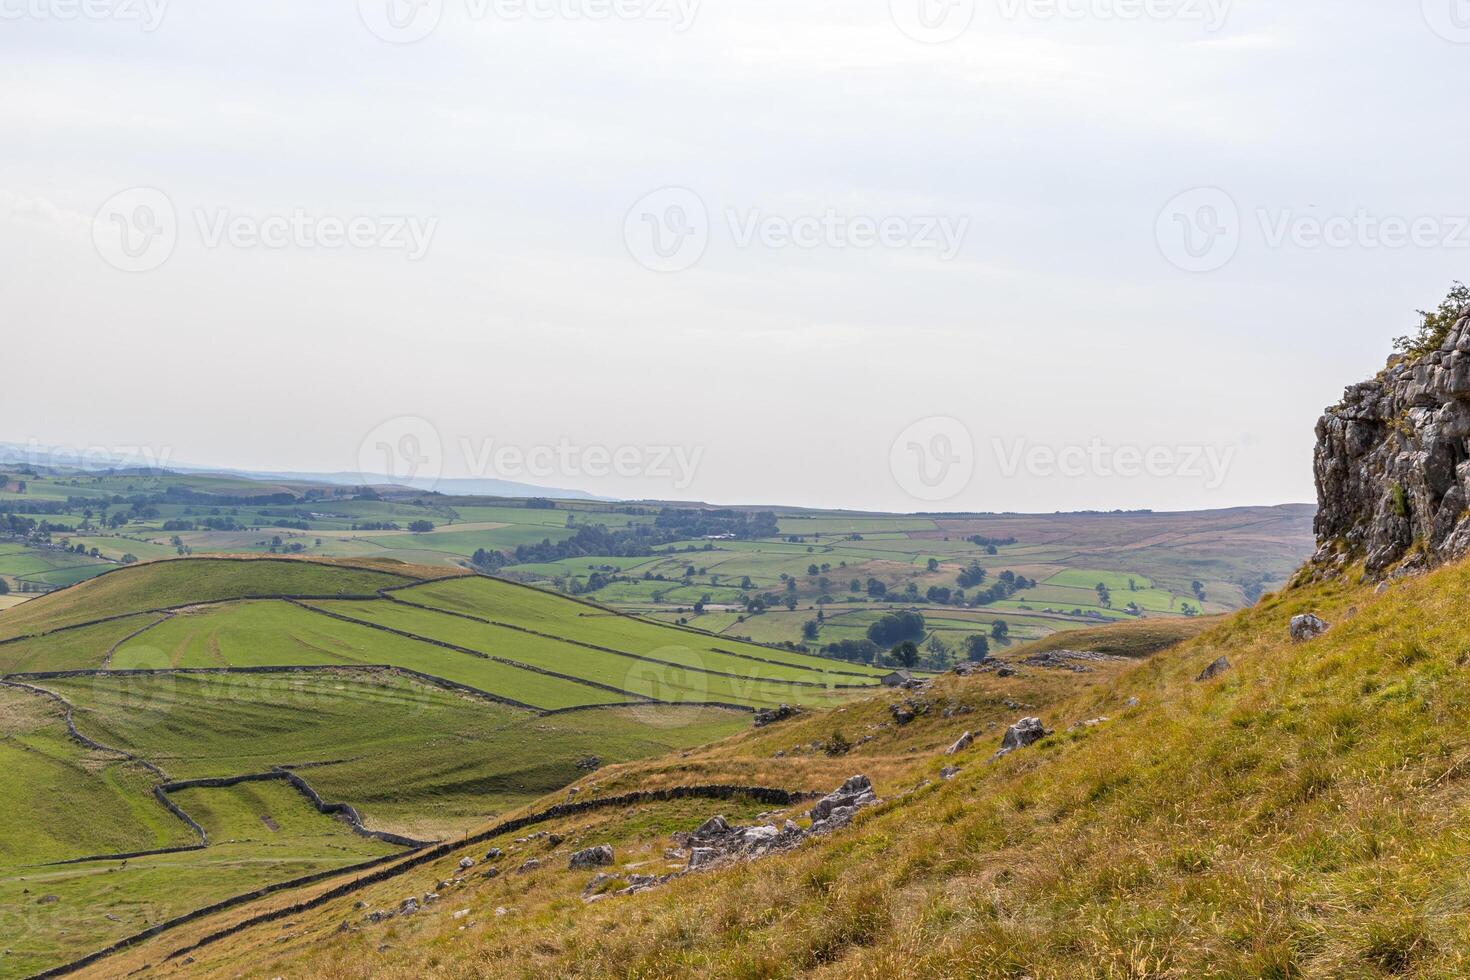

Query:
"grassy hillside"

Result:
[[49, 672, 746, 837], [0, 557, 876, 976], [0, 557, 419, 640], [83, 554, 1470, 979]]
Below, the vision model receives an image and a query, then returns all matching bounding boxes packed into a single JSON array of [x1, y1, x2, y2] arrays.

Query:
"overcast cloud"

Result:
[[2, 0, 1466, 511]]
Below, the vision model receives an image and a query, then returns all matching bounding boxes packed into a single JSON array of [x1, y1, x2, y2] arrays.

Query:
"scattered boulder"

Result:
[[398, 897, 420, 916], [1022, 650, 1117, 672], [575, 756, 602, 772], [939, 766, 961, 780], [1196, 656, 1232, 682], [582, 872, 622, 898], [458, 857, 475, 870], [568, 845, 615, 870], [1290, 614, 1330, 642], [485, 847, 502, 860], [1124, 696, 1140, 709], [482, 867, 500, 880], [516, 858, 540, 874], [808, 775, 879, 833], [890, 697, 930, 725], [753, 704, 799, 727], [992, 718, 1049, 760], [945, 731, 975, 756]]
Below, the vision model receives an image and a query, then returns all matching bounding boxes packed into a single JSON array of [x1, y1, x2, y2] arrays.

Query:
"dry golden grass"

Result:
[[87, 559, 1470, 978]]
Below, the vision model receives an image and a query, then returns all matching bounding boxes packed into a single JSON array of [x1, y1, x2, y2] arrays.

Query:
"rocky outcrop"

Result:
[[1289, 614, 1330, 642], [1196, 656, 1231, 682], [992, 717, 1049, 759], [753, 704, 799, 728], [568, 845, 614, 870], [1314, 305, 1470, 576]]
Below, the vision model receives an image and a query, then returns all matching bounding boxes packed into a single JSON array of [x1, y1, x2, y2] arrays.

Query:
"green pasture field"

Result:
[[0, 685, 191, 867], [775, 516, 939, 535], [0, 779, 403, 980], [395, 576, 889, 677], [0, 613, 164, 674], [364, 524, 579, 558], [110, 600, 625, 710], [0, 558, 414, 640], [61, 535, 179, 563], [47, 672, 746, 837], [304, 599, 860, 708]]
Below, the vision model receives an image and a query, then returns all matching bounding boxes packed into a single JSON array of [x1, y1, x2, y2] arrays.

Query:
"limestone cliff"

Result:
[[1314, 305, 1470, 576]]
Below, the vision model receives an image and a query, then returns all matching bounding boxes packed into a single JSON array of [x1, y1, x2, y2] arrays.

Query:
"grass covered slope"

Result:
[[46, 672, 746, 838], [0, 557, 419, 640], [0, 685, 193, 866], [0, 779, 404, 980], [116, 555, 1470, 979]]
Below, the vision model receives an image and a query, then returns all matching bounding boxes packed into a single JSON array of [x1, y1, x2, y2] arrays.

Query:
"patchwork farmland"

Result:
[[0, 556, 887, 977]]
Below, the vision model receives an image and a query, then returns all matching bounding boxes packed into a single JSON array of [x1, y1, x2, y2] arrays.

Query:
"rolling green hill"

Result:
[[82, 550, 1470, 980], [0, 556, 881, 977]]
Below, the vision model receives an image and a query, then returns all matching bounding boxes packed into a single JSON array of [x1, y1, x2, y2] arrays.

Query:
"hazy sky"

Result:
[[2, 0, 1467, 512]]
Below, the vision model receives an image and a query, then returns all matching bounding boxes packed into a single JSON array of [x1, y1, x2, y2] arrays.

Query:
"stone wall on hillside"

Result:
[[1314, 305, 1470, 576]]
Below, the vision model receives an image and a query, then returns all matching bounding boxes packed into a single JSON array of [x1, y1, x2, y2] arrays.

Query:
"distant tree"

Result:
[[991, 620, 1009, 641], [927, 558, 939, 572], [867, 610, 926, 646], [0, 578, 9, 595], [866, 578, 887, 598], [849, 579, 862, 592], [120, 554, 138, 564], [807, 564, 820, 576], [957, 562, 987, 588], [965, 634, 990, 661], [890, 641, 920, 669], [1191, 580, 1206, 602], [408, 520, 435, 534], [1095, 583, 1112, 608], [802, 620, 820, 641], [783, 596, 798, 611], [925, 586, 952, 604]]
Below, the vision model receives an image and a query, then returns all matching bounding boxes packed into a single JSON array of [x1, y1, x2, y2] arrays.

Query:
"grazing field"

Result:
[[0, 558, 420, 641], [1, 467, 1311, 664], [0, 778, 404, 980], [0, 554, 796, 976], [47, 671, 746, 837]]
